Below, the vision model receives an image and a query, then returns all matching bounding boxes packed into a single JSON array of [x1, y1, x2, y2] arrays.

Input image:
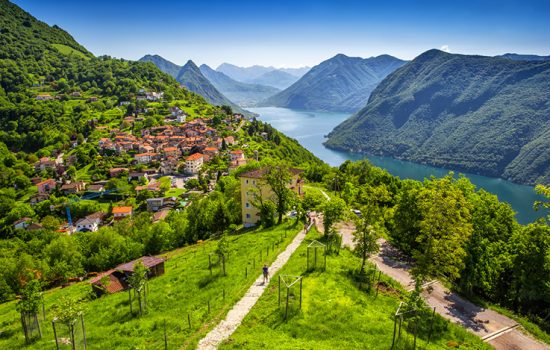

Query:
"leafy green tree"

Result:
[[259, 200, 277, 228], [52, 296, 84, 347], [216, 233, 229, 275], [319, 196, 346, 253], [509, 222, 550, 313], [44, 235, 83, 283], [458, 187, 517, 299], [265, 164, 294, 225], [353, 222, 379, 274], [411, 176, 473, 286], [41, 215, 61, 231], [16, 278, 42, 314], [534, 184, 550, 221], [319, 197, 346, 236], [128, 261, 148, 316]]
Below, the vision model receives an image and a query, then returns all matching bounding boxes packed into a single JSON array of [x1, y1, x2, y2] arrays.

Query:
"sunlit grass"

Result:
[[221, 228, 491, 350], [0, 222, 301, 349]]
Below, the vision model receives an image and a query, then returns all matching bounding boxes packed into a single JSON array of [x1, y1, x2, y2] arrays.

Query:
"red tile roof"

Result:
[[89, 269, 126, 294], [186, 153, 203, 161], [112, 206, 133, 214], [36, 179, 56, 187], [115, 256, 165, 272]]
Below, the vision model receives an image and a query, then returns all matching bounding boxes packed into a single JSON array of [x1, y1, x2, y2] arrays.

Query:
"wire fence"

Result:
[[13, 227, 302, 350]]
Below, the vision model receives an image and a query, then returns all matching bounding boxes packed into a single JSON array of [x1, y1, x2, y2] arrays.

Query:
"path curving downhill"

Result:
[[335, 222, 549, 350], [196, 225, 310, 350]]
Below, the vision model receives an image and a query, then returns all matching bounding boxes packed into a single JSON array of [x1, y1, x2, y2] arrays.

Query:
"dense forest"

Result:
[[326, 49, 550, 186]]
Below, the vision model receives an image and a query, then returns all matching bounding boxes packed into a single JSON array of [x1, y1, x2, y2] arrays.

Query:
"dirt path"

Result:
[[196, 225, 311, 350], [336, 222, 548, 350]]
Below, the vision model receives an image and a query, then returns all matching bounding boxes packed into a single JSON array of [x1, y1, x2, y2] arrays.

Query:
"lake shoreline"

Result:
[[322, 142, 535, 187], [249, 106, 547, 224]]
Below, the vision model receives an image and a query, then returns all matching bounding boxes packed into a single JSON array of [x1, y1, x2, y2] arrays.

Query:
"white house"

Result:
[[185, 153, 204, 174], [75, 217, 100, 232]]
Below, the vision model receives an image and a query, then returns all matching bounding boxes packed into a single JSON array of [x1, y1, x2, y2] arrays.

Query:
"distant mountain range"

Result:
[[325, 49, 550, 185], [260, 54, 407, 112], [139, 55, 255, 115], [498, 53, 550, 61], [216, 63, 309, 89], [199, 65, 280, 107]]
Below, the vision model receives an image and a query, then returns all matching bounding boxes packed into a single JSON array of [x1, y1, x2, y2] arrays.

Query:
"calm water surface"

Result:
[[249, 107, 547, 224]]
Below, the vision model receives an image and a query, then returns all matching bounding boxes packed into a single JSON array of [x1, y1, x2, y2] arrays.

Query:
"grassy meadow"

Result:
[[0, 222, 302, 350], [220, 228, 491, 350]]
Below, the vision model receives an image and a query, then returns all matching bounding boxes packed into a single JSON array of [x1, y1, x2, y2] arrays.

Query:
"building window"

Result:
[[245, 202, 250, 208], [246, 214, 250, 219], [246, 179, 249, 184], [252, 180, 256, 185]]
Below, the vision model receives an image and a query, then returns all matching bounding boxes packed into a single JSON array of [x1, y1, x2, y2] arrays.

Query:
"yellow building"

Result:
[[239, 167, 303, 227]]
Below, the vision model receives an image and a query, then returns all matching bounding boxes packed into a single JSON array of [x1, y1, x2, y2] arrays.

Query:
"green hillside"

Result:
[[0, 223, 301, 349], [326, 49, 550, 185], [261, 54, 407, 112], [139, 54, 182, 77], [0, 0, 209, 154], [221, 229, 490, 349]]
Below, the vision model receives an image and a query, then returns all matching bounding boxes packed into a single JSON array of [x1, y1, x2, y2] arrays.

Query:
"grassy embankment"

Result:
[[221, 228, 491, 350], [0, 222, 301, 349]]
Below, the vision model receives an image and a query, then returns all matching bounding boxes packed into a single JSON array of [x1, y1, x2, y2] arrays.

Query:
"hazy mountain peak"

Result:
[[260, 53, 407, 112]]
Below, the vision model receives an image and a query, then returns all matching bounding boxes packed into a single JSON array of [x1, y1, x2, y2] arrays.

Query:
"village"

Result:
[[15, 90, 254, 236]]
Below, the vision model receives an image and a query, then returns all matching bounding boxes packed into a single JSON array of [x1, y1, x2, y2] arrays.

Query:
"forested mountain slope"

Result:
[[261, 54, 406, 112], [139, 54, 181, 77], [325, 49, 550, 185]]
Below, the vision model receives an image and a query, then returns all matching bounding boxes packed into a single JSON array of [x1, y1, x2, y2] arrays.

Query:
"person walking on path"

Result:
[[262, 264, 269, 284]]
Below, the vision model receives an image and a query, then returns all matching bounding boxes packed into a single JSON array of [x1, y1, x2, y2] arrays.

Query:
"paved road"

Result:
[[334, 222, 548, 350]]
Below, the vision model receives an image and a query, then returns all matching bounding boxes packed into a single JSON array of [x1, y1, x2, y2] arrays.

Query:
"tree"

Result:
[[352, 200, 382, 274], [41, 215, 61, 231], [128, 261, 148, 316], [44, 236, 84, 283], [319, 197, 346, 253], [52, 296, 84, 348], [411, 176, 473, 287], [16, 278, 42, 343], [259, 200, 276, 227], [319, 197, 346, 236], [216, 233, 229, 275], [353, 222, 379, 274], [509, 222, 550, 313], [265, 164, 294, 225], [534, 184, 550, 221]]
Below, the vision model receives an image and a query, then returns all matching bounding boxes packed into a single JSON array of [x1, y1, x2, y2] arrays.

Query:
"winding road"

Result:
[[335, 221, 548, 350]]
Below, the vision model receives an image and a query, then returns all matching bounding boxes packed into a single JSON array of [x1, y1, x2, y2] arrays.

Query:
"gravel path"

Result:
[[196, 225, 310, 350], [336, 222, 548, 350]]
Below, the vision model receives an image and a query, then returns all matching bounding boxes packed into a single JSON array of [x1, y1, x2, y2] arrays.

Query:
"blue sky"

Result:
[[12, 0, 550, 68]]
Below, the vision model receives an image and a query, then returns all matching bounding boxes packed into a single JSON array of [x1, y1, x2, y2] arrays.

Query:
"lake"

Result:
[[249, 107, 548, 224]]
